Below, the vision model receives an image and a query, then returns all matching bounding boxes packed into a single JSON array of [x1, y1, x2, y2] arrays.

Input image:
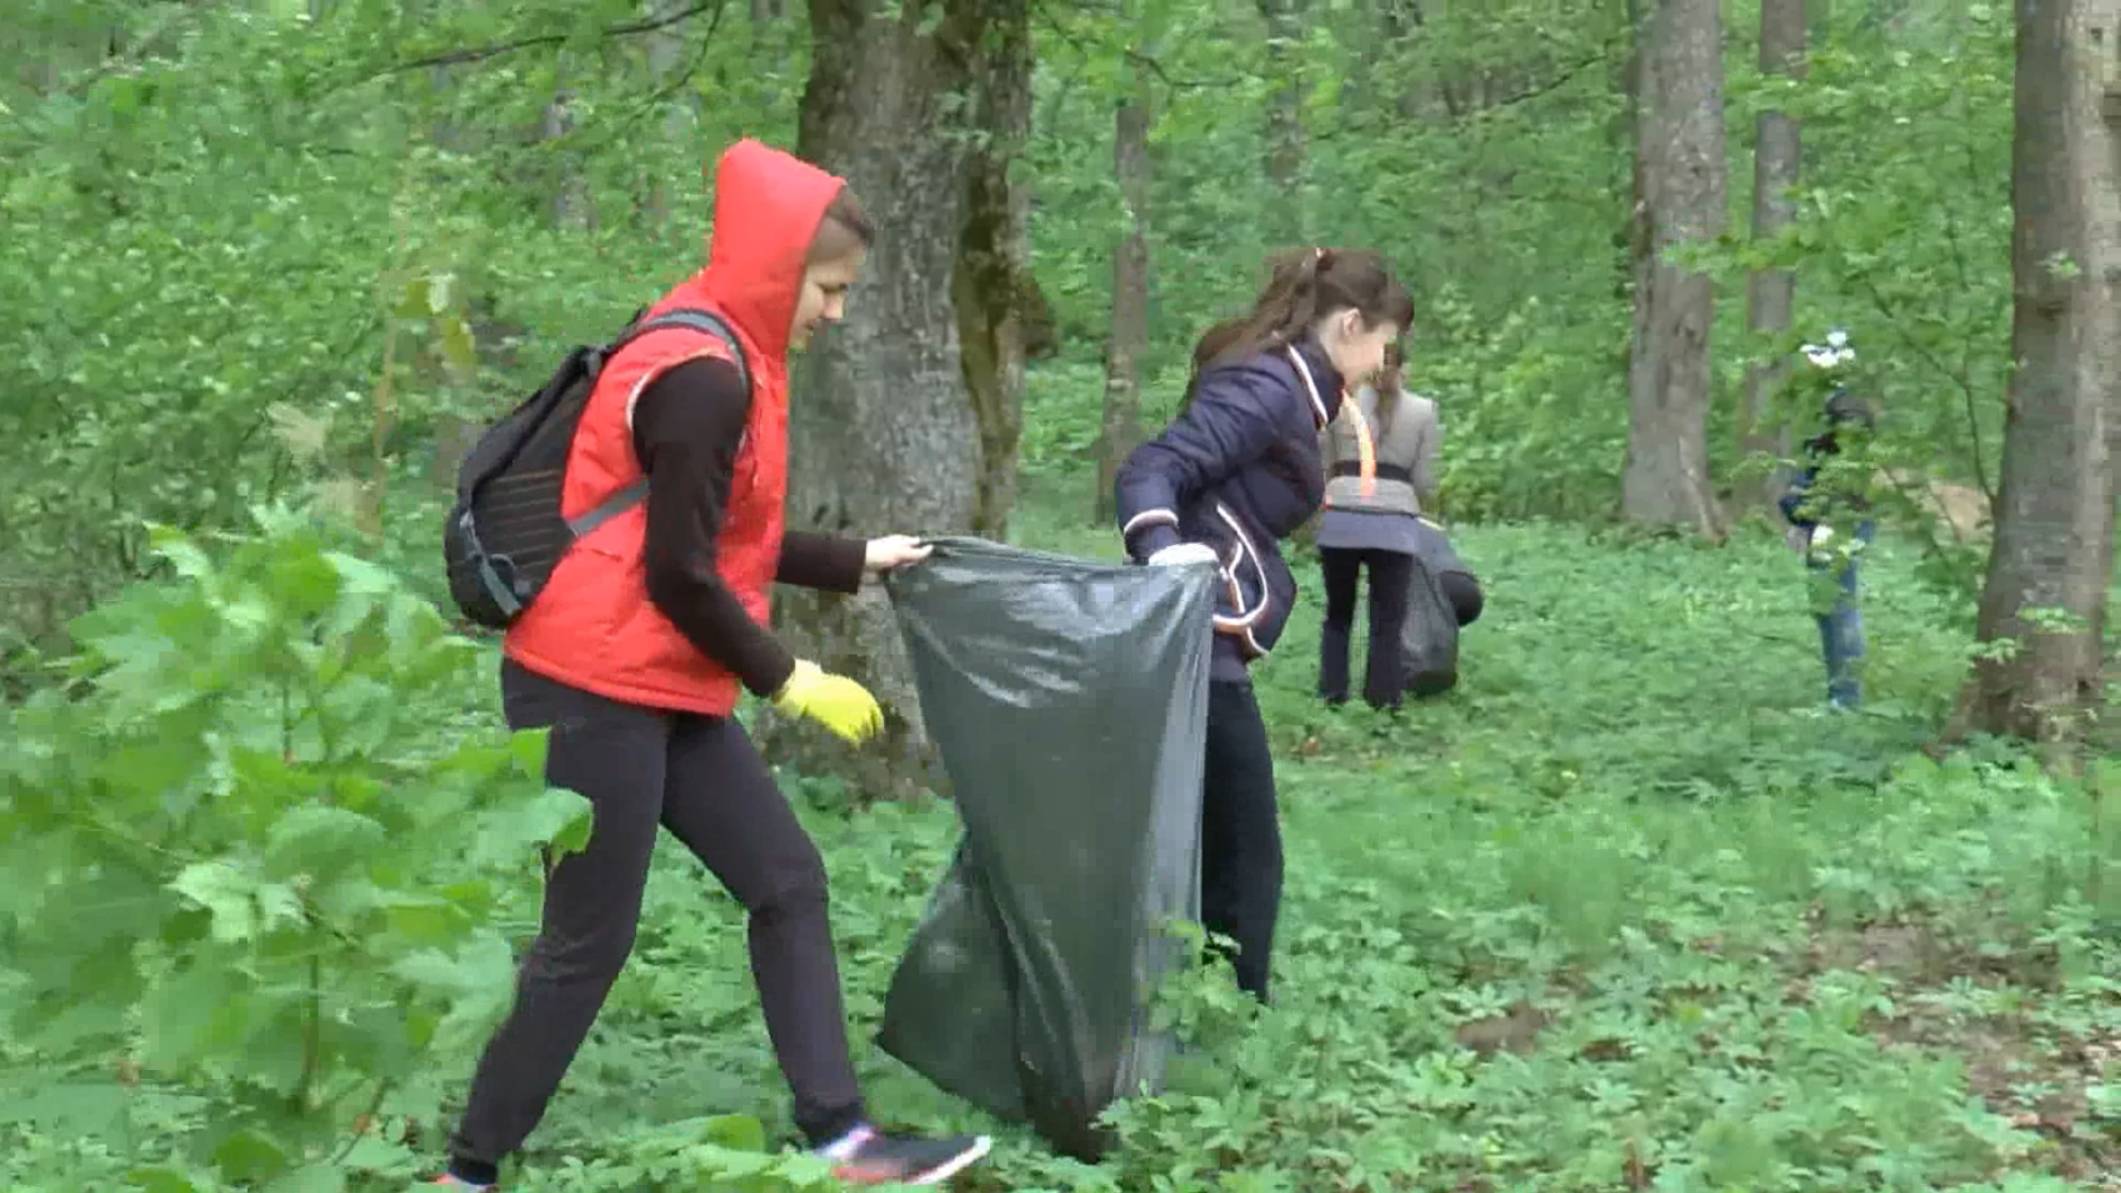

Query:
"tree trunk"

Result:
[[1622, 0, 1726, 534], [766, 0, 1031, 797], [1386, 0, 1429, 119], [643, 0, 701, 229], [954, 3, 1034, 539], [1957, 0, 2120, 748], [542, 86, 593, 232], [1259, 0, 1309, 243], [1095, 53, 1153, 526], [1737, 0, 1807, 513]]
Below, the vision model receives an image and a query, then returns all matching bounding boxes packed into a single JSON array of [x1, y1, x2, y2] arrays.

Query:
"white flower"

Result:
[[1802, 330, 1855, 369]]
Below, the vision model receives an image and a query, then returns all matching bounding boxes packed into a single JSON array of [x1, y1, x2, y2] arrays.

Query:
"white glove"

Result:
[[1147, 542, 1221, 568], [1812, 524, 1836, 547]]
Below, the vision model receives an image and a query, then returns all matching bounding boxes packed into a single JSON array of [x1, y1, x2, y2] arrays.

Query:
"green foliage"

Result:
[[1706, 4, 2011, 575], [2, 498, 2115, 1189], [0, 509, 590, 1189], [0, 1, 2097, 1186], [1, 0, 2021, 645], [0, 0, 796, 652]]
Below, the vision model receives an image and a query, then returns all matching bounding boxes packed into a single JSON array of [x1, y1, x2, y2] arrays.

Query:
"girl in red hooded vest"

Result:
[[434, 140, 989, 1189]]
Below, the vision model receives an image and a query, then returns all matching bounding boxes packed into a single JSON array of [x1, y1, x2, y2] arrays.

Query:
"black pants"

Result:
[[1202, 679, 1281, 1003], [1319, 547, 1416, 709], [450, 661, 865, 1170]]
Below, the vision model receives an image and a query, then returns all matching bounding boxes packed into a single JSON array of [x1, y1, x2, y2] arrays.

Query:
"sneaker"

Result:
[[430, 1173, 493, 1190], [817, 1124, 992, 1186]]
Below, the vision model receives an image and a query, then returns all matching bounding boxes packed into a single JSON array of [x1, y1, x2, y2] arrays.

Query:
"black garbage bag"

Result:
[[876, 537, 1217, 1159], [1399, 552, 1461, 697]]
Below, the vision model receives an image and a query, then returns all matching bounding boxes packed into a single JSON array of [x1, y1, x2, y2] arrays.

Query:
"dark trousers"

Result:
[[1318, 547, 1415, 709], [1202, 679, 1282, 1003], [449, 660, 865, 1170]]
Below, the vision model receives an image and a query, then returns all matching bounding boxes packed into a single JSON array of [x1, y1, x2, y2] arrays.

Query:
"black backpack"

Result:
[[443, 308, 749, 630]]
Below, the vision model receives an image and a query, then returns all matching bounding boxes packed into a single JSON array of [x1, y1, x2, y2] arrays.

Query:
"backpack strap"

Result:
[[619, 307, 752, 394], [564, 307, 752, 539]]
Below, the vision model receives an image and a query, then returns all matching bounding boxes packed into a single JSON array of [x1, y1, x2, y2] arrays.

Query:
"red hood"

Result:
[[700, 139, 845, 362]]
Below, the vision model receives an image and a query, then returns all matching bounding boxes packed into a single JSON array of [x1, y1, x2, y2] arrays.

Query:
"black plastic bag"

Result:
[[1399, 552, 1461, 697], [876, 538, 1217, 1159]]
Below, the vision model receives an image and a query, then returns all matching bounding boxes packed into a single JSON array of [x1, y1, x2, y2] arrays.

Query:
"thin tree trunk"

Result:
[[956, 3, 1033, 540], [1258, 0, 1309, 243], [643, 0, 699, 228], [543, 85, 593, 232], [1955, 0, 2120, 750], [1738, 0, 1807, 513], [769, 0, 1031, 796], [1622, 0, 1726, 534], [1386, 0, 1428, 119], [1095, 51, 1153, 526]]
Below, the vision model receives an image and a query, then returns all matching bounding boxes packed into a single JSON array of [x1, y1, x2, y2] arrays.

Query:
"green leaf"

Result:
[[427, 270, 456, 315], [334, 1132, 419, 1175], [464, 786, 592, 870], [170, 861, 261, 943], [141, 961, 245, 1070], [126, 1168, 203, 1193], [264, 804, 387, 880], [439, 313, 478, 382], [212, 1127, 293, 1183], [697, 1113, 770, 1152], [507, 726, 551, 777], [266, 1164, 348, 1193], [164, 858, 305, 943], [4, 1079, 131, 1137]]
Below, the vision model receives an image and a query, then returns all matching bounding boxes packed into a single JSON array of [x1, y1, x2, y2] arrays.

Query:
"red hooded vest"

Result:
[[503, 139, 846, 715]]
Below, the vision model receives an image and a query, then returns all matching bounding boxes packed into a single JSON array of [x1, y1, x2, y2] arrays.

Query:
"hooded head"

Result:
[[701, 139, 869, 359]]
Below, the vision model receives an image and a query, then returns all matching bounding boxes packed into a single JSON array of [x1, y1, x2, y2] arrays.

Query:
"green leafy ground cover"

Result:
[[7, 485, 2116, 1191]]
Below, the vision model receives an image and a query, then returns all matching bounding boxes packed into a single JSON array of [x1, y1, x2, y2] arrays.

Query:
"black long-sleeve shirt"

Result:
[[630, 356, 865, 697]]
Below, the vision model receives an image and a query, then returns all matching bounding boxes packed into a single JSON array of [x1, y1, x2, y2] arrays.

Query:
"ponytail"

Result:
[[1186, 246, 1412, 387]]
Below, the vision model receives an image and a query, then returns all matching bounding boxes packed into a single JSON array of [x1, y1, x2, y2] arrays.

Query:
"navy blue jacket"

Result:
[[1116, 337, 1345, 680]]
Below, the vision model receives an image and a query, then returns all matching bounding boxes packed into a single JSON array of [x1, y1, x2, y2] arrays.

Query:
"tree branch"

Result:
[[1855, 275, 1995, 501], [1310, 40, 1621, 144], [621, 1, 730, 128], [1479, 49, 1612, 113], [347, 1, 724, 88], [1030, 0, 1247, 92]]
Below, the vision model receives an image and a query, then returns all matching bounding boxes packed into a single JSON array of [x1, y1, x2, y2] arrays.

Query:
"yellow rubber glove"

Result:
[[772, 660, 884, 745]]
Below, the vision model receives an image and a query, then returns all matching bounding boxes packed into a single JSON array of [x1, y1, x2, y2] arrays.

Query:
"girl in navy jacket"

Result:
[[1115, 248, 1412, 1002]]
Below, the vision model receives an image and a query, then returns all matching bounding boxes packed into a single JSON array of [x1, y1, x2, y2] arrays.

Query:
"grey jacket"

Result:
[[1321, 385, 1440, 517]]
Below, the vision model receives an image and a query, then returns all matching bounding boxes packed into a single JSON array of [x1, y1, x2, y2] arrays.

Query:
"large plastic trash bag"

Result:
[[1399, 550, 1461, 697], [875, 537, 1217, 1160]]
